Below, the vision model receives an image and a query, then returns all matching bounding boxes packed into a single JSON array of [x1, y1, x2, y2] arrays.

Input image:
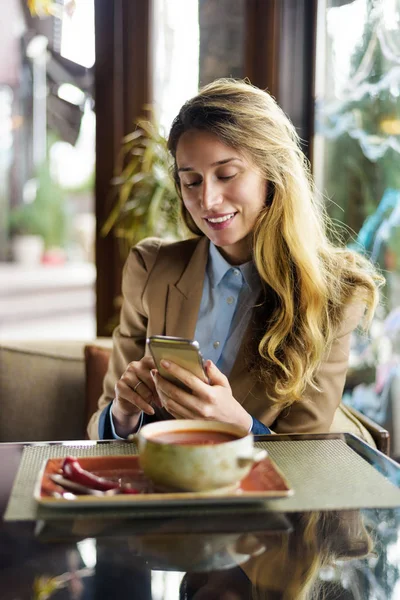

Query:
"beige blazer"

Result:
[[87, 236, 365, 440]]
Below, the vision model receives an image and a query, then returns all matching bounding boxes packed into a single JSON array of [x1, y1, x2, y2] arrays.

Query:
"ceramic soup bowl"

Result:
[[134, 419, 267, 493], [131, 531, 266, 572]]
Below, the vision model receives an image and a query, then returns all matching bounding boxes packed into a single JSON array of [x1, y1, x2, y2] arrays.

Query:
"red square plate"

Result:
[[34, 454, 293, 508]]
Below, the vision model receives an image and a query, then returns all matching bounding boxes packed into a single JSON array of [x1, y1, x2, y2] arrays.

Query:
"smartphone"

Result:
[[147, 335, 208, 392]]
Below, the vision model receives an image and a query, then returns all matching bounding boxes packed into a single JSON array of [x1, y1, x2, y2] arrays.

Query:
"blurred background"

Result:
[[0, 0, 96, 339], [0, 0, 399, 445]]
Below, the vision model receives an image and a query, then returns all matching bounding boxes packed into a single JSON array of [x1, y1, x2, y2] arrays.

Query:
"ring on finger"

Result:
[[133, 380, 144, 393]]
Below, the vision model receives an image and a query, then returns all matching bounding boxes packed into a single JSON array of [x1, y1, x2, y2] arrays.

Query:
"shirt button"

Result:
[[227, 296, 234, 304], [213, 341, 220, 349], [233, 269, 240, 276]]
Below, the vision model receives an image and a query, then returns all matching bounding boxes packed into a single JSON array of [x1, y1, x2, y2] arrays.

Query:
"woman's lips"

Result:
[[203, 212, 237, 230]]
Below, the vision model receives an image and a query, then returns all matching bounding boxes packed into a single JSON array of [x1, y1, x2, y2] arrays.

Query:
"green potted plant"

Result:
[[102, 114, 185, 261], [9, 196, 46, 264], [9, 159, 71, 264], [33, 158, 71, 264]]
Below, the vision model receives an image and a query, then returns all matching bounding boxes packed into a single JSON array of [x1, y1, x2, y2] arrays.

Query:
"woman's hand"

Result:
[[112, 356, 162, 436], [151, 359, 252, 433]]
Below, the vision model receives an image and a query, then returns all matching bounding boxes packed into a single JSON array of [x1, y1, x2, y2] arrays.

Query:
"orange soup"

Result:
[[150, 430, 240, 445]]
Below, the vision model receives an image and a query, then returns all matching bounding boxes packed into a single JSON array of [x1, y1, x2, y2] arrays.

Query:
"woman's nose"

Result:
[[200, 181, 223, 210]]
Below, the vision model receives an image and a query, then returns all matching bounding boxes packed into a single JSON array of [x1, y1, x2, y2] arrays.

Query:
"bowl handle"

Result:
[[237, 448, 267, 468]]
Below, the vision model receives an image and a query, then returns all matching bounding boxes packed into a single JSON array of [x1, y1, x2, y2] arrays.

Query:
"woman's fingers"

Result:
[[161, 402, 195, 421], [152, 370, 213, 419], [114, 356, 162, 416], [126, 357, 162, 403], [126, 357, 158, 395], [115, 378, 155, 415], [151, 360, 251, 430], [204, 360, 229, 386], [159, 360, 211, 396]]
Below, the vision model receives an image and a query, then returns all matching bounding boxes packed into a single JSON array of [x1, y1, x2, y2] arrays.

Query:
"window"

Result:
[[314, 0, 400, 448]]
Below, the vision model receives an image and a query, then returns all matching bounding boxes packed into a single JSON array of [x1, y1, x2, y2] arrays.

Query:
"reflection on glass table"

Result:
[[26, 507, 400, 600]]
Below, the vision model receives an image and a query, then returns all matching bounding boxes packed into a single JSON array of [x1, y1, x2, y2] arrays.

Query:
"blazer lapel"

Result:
[[165, 236, 209, 338]]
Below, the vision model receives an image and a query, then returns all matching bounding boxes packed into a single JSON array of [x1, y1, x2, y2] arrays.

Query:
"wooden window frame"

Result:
[[94, 0, 153, 335], [244, 0, 317, 159]]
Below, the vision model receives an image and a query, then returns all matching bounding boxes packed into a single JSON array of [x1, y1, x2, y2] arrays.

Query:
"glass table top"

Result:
[[0, 435, 399, 600]]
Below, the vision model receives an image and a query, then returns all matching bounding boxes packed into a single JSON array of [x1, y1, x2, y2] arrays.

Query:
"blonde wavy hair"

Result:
[[168, 78, 384, 406]]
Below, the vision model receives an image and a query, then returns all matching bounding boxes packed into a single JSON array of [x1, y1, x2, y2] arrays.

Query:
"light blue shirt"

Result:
[[194, 243, 262, 376], [110, 242, 263, 438]]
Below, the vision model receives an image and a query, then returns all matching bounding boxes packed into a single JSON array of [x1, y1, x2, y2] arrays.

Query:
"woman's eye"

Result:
[[219, 174, 237, 181], [182, 173, 237, 188], [184, 181, 201, 189]]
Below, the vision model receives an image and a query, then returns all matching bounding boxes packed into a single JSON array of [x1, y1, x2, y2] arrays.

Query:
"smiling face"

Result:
[[176, 129, 268, 264]]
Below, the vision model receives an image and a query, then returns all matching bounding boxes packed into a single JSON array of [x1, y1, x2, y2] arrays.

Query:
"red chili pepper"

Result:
[[61, 456, 138, 493], [119, 486, 140, 494]]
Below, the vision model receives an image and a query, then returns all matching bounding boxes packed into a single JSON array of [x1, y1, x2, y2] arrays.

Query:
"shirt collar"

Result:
[[208, 243, 261, 294]]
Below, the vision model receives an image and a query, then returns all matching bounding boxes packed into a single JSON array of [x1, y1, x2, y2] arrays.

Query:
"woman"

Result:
[[87, 78, 383, 440]]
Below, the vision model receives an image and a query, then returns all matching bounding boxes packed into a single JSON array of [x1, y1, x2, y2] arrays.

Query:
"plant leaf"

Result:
[[103, 108, 183, 262]]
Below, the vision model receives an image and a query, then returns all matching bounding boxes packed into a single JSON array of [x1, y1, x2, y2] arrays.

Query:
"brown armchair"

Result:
[[346, 405, 390, 455]]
